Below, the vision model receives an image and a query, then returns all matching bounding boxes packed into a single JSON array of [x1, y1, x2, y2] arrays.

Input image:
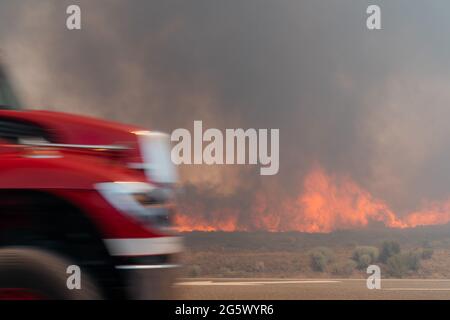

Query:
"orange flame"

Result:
[[174, 207, 243, 232], [279, 167, 406, 232], [174, 166, 450, 232]]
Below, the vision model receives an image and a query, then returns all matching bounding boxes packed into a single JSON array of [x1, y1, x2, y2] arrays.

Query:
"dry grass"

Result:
[[180, 227, 450, 278]]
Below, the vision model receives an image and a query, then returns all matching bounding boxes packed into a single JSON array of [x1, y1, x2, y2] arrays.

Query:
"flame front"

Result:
[[175, 166, 450, 232], [174, 207, 243, 232]]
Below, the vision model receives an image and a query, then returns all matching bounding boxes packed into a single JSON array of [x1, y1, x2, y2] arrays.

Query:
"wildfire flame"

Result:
[[175, 166, 450, 232], [174, 208, 242, 232]]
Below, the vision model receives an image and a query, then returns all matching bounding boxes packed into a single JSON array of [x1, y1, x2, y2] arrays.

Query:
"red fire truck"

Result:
[[0, 61, 182, 299]]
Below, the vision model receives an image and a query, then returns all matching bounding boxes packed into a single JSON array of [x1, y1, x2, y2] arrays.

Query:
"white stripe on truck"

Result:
[[103, 237, 183, 256]]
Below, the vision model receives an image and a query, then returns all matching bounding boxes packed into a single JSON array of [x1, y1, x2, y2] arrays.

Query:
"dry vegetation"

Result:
[[180, 224, 450, 278]]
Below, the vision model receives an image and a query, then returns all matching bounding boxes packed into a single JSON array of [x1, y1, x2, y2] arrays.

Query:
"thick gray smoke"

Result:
[[2, 0, 450, 229]]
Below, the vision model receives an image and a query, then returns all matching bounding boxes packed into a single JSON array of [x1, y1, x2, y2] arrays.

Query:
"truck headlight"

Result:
[[95, 182, 174, 229]]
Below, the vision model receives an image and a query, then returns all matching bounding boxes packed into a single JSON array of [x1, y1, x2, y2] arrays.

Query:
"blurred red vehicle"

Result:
[[0, 61, 181, 299]]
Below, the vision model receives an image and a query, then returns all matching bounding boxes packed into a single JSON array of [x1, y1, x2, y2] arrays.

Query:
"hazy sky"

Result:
[[1, 1, 450, 227]]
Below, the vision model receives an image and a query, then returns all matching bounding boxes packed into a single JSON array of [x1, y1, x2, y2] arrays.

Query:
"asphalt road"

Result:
[[175, 278, 450, 300]]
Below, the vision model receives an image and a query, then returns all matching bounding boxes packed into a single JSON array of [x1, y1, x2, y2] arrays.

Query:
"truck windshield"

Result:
[[0, 64, 22, 110]]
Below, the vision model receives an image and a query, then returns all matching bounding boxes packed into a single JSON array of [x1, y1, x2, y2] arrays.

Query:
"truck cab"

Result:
[[0, 60, 182, 299]]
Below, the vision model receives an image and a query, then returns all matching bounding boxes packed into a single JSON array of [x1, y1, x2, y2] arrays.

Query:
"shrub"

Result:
[[331, 260, 357, 276], [422, 240, 432, 249], [189, 265, 202, 277], [379, 241, 401, 263], [404, 252, 421, 271], [386, 251, 421, 277], [310, 252, 327, 272], [352, 246, 379, 269], [386, 254, 408, 277], [309, 247, 334, 272], [255, 261, 266, 272], [359, 254, 372, 269], [421, 248, 434, 260], [218, 266, 233, 276]]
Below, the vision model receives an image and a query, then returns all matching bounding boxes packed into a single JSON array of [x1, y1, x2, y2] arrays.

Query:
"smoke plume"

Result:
[[2, 0, 450, 232]]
